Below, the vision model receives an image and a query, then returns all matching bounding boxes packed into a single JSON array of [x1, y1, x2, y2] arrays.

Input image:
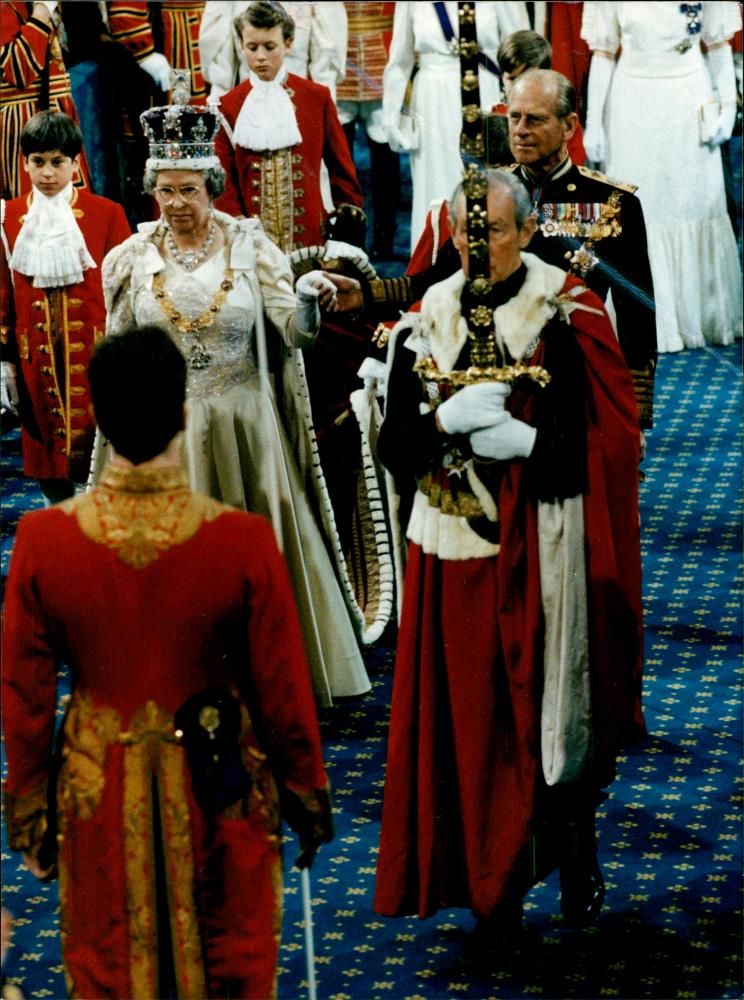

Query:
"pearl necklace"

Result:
[[167, 218, 217, 272]]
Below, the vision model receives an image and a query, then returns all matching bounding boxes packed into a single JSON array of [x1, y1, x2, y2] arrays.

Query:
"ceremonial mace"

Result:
[[414, 2, 550, 390]]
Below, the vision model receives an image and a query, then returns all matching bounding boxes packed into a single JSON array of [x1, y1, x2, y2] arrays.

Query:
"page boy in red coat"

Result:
[[1, 111, 131, 504]]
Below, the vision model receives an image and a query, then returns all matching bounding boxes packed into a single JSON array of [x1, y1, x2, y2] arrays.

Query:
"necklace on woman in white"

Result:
[[167, 218, 217, 272]]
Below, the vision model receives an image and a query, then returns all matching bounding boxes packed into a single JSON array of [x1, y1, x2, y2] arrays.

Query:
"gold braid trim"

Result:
[[419, 471, 486, 518], [3, 781, 49, 852]]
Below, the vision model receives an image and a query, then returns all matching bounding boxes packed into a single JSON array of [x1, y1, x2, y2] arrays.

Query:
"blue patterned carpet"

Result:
[[1, 340, 741, 999]]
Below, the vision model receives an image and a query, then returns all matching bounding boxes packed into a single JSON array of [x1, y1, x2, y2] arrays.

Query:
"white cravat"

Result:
[[233, 65, 302, 151], [10, 183, 95, 288]]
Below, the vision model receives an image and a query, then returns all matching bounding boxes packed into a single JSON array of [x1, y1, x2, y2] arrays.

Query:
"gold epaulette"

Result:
[[577, 165, 638, 194]]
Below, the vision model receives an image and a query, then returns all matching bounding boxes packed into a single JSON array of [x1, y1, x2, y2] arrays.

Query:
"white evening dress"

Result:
[[383, 1, 529, 251], [582, 1, 743, 353], [101, 212, 371, 706]]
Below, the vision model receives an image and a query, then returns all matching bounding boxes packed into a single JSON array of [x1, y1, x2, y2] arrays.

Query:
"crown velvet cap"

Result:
[[140, 103, 222, 172]]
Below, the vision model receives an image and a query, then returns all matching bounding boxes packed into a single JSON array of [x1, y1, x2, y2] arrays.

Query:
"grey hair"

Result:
[[509, 67, 577, 119], [449, 169, 534, 231], [142, 164, 226, 200]]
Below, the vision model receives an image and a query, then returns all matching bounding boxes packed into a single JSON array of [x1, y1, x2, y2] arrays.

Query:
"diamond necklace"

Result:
[[166, 218, 217, 272]]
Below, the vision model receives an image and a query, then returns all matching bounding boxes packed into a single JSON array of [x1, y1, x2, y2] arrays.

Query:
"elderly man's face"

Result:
[[507, 76, 577, 173], [452, 185, 535, 284]]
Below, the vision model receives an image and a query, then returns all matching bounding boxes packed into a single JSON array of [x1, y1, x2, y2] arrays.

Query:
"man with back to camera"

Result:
[[2, 324, 333, 998]]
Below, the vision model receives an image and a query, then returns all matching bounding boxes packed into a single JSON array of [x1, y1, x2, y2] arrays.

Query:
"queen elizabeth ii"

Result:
[[97, 84, 370, 705]]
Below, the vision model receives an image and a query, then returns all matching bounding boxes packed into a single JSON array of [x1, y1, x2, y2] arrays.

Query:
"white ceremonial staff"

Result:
[[301, 867, 318, 1000]]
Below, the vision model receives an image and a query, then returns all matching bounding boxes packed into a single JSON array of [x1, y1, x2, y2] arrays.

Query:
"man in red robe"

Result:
[[2, 325, 333, 999], [374, 169, 643, 944]]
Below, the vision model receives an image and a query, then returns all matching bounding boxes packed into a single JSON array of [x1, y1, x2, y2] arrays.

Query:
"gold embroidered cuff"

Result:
[[369, 277, 413, 308], [631, 366, 655, 428], [4, 782, 49, 853]]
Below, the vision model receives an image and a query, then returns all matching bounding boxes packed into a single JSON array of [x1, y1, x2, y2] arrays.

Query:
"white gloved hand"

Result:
[[294, 269, 337, 334], [139, 52, 173, 92], [357, 356, 387, 397], [470, 416, 536, 461], [1, 361, 19, 415], [436, 382, 512, 436], [322, 240, 369, 266], [33, 0, 58, 15], [706, 44, 737, 147], [384, 116, 415, 154], [584, 53, 615, 165]]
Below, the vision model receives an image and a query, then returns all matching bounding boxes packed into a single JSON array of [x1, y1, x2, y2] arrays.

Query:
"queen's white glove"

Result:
[[470, 417, 536, 461], [436, 382, 511, 435], [34, 0, 58, 14], [294, 270, 337, 335], [584, 53, 615, 165], [140, 52, 172, 92], [706, 44, 737, 147], [1, 361, 19, 415]]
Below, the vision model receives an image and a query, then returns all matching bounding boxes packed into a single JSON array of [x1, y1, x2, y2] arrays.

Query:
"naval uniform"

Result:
[[507, 158, 657, 428]]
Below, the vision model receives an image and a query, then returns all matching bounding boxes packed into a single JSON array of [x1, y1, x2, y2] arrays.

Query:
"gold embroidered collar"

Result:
[[99, 463, 190, 495], [64, 465, 225, 568]]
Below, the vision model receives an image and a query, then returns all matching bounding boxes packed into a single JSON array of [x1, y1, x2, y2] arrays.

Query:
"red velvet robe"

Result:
[[374, 269, 644, 919], [215, 73, 364, 250], [2, 466, 329, 999], [1, 189, 131, 481]]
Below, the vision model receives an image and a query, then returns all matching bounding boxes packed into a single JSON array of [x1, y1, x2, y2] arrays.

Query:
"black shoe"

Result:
[[559, 850, 606, 927], [462, 897, 523, 965]]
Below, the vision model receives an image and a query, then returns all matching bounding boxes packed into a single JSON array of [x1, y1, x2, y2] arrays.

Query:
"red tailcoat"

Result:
[[0, 1, 91, 199], [2, 466, 329, 999], [374, 267, 644, 919], [215, 74, 364, 250], [1, 189, 131, 481]]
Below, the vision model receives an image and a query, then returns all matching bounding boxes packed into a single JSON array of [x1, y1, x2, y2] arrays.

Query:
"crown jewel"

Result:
[[140, 70, 222, 170]]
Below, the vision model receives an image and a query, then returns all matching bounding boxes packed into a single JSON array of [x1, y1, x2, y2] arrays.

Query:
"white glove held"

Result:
[[470, 417, 537, 461], [34, 0, 58, 15], [706, 44, 737, 147], [322, 240, 369, 265], [436, 382, 511, 436], [140, 52, 172, 91], [294, 270, 336, 335], [584, 53, 615, 165], [1, 361, 19, 415]]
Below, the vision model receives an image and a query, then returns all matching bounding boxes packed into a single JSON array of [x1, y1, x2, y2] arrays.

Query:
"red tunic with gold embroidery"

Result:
[[215, 74, 364, 251], [336, 2, 395, 103], [1, 189, 131, 480], [0, 1, 92, 199], [2, 466, 329, 999]]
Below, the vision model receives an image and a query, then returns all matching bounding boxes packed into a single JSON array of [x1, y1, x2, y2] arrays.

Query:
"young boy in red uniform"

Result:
[[0, 111, 131, 504]]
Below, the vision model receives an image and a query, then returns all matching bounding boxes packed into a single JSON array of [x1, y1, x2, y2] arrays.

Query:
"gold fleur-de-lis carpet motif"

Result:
[[1, 344, 741, 999]]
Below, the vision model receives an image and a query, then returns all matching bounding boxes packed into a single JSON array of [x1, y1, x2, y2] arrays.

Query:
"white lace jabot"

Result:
[[233, 65, 302, 151], [10, 183, 95, 288]]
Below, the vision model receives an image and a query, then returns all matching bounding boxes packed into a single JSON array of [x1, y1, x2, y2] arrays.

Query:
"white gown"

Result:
[[383, 1, 529, 251], [582, 1, 743, 353], [101, 213, 371, 706]]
